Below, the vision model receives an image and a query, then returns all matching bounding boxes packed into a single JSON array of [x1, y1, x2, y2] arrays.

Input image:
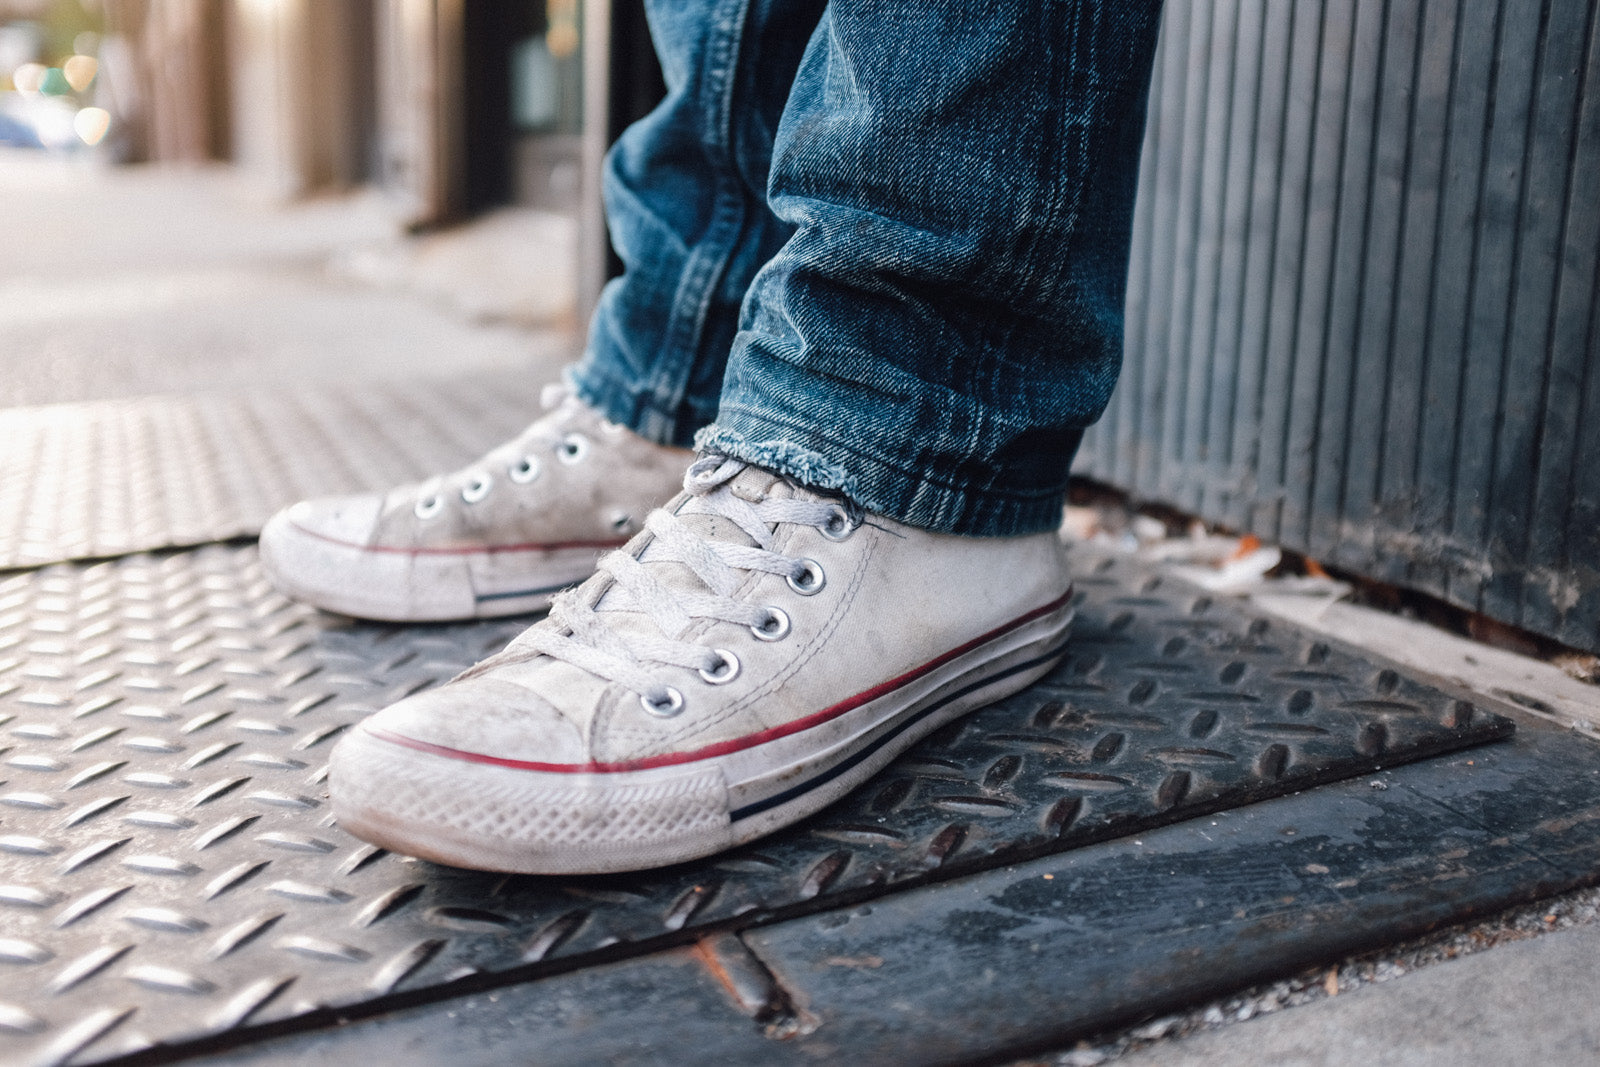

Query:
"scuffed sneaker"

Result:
[[328, 456, 1074, 874], [258, 385, 693, 622]]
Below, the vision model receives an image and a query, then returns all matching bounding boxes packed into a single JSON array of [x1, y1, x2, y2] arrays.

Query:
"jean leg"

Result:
[[699, 0, 1164, 535], [570, 0, 827, 448]]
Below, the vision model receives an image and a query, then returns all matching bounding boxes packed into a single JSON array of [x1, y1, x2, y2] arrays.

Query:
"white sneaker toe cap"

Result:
[[348, 677, 591, 766], [273, 495, 387, 548], [259, 494, 471, 620]]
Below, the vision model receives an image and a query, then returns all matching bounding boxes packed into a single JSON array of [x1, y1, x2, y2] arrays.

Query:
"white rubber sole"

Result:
[[330, 596, 1073, 874], [258, 511, 616, 622]]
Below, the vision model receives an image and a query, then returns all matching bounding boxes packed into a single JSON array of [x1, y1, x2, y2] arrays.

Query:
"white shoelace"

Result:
[[470, 456, 849, 714], [414, 384, 621, 515]]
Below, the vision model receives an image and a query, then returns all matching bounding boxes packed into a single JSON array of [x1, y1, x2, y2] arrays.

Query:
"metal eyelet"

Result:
[[508, 455, 542, 484], [557, 433, 590, 465], [698, 649, 740, 685], [461, 473, 493, 504], [639, 687, 685, 717], [413, 494, 443, 519], [787, 558, 826, 596], [750, 607, 790, 642], [819, 505, 855, 541]]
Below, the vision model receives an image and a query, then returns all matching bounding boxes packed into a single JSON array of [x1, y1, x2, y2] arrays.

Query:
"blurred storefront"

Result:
[[2, 1, 594, 224]]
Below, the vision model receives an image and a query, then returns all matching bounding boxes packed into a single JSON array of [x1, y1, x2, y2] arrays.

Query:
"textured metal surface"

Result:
[[174, 724, 1600, 1067], [0, 542, 1508, 1064], [1084, 0, 1600, 651], [0, 371, 543, 570]]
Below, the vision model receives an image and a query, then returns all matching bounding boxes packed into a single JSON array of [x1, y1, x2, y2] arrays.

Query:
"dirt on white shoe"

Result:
[[328, 456, 1074, 873], [258, 384, 692, 621]]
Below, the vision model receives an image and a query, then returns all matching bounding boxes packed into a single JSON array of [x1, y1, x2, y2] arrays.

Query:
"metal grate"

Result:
[[0, 541, 1508, 1064], [0, 371, 545, 571]]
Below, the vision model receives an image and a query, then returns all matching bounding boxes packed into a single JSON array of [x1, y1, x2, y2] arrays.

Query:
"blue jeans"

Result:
[[570, 0, 1163, 537]]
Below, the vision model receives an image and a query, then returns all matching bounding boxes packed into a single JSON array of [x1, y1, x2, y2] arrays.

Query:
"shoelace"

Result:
[[466, 456, 850, 716], [413, 383, 622, 517]]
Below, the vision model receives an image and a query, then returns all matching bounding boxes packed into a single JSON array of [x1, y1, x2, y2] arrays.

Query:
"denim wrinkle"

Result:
[[577, 0, 1163, 537], [572, 0, 827, 448]]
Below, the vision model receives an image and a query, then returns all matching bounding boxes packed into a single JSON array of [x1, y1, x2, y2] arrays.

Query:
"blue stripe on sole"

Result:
[[728, 637, 1070, 823]]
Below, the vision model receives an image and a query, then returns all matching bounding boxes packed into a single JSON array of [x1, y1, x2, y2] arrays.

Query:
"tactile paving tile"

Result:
[[0, 371, 544, 570], [0, 544, 1509, 1064]]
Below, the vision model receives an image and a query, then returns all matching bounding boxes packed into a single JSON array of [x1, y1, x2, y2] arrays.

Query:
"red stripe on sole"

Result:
[[365, 586, 1074, 775], [289, 520, 627, 557]]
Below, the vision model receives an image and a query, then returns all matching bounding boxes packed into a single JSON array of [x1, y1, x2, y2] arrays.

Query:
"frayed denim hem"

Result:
[[697, 417, 1072, 538], [695, 425, 860, 500]]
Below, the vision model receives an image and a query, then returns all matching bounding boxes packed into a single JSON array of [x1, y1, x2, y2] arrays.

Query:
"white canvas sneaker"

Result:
[[258, 385, 693, 622], [328, 456, 1074, 874]]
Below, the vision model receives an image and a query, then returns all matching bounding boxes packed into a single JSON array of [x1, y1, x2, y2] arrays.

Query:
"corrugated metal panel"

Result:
[[1082, 0, 1600, 652]]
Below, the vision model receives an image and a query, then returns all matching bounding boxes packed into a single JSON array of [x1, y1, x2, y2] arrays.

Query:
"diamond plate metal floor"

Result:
[[0, 371, 545, 570], [0, 542, 1509, 1065]]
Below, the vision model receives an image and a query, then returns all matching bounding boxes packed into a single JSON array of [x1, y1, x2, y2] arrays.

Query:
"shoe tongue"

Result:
[[592, 464, 792, 622], [728, 465, 784, 502], [669, 464, 789, 550], [503, 466, 794, 711]]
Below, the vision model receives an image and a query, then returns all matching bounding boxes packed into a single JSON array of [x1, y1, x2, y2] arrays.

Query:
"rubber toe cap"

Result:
[[350, 676, 592, 767], [275, 495, 386, 548]]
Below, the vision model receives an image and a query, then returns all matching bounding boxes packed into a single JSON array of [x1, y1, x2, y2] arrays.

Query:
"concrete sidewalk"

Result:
[[1116, 920, 1600, 1066], [0, 152, 576, 409]]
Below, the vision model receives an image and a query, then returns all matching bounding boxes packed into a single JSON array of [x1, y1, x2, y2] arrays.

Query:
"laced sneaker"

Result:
[[328, 456, 1075, 873], [259, 385, 693, 621]]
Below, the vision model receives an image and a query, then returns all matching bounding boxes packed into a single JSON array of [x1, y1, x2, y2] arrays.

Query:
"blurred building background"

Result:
[[0, 0, 672, 328], [5, 0, 622, 293], [1, 0, 587, 208]]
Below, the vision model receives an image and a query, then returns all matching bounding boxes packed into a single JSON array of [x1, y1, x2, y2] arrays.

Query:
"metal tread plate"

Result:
[[0, 371, 544, 570], [0, 543, 1510, 1064]]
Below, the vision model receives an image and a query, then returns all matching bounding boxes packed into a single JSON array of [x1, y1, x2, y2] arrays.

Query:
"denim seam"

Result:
[[1017, 0, 1075, 318], [643, 0, 756, 443]]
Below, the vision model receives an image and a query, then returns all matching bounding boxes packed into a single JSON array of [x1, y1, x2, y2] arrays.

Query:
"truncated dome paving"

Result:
[[0, 542, 1509, 1064]]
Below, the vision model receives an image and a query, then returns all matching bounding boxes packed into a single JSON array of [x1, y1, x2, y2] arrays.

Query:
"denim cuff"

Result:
[[567, 358, 716, 451], [696, 412, 1078, 538]]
